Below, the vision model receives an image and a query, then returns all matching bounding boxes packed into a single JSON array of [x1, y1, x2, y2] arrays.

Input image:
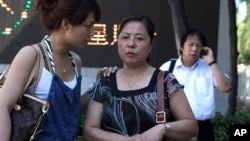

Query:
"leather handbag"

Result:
[[0, 45, 50, 141]]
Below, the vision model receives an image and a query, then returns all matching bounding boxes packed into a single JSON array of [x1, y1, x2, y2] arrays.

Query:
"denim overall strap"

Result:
[[35, 75, 82, 141]]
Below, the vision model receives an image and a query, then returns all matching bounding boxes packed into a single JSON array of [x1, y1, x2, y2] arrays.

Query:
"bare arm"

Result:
[[83, 99, 141, 141], [202, 47, 231, 92], [166, 89, 198, 140], [209, 63, 231, 92], [0, 46, 38, 141], [141, 89, 198, 141]]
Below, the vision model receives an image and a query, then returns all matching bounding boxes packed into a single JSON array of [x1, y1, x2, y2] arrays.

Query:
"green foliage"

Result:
[[237, 0, 250, 64], [212, 112, 250, 141], [74, 114, 86, 141]]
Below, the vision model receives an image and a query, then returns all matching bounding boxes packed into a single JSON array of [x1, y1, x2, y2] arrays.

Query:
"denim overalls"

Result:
[[35, 37, 82, 141]]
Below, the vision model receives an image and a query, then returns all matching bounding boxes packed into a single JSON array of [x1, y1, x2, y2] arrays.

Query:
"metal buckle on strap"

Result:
[[156, 111, 166, 123]]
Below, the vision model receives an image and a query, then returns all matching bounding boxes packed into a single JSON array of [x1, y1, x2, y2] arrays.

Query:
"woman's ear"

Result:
[[61, 19, 70, 30], [149, 39, 154, 52]]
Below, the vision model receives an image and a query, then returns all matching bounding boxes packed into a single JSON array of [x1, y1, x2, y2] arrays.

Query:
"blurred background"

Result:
[[0, 0, 249, 115]]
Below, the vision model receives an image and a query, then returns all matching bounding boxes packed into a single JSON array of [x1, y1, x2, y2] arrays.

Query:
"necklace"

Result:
[[121, 69, 146, 91], [123, 78, 134, 90]]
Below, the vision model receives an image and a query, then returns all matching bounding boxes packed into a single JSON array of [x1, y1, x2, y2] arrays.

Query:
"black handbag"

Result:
[[0, 45, 50, 141]]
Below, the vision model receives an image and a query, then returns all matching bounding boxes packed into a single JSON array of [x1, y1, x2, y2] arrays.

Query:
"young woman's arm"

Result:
[[0, 46, 38, 140]]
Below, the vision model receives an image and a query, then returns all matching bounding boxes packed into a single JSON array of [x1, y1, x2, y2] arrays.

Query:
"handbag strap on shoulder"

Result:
[[156, 70, 166, 123], [157, 71, 165, 112], [23, 45, 41, 93]]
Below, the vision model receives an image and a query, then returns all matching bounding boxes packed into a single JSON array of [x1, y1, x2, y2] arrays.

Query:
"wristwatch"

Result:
[[164, 123, 171, 132]]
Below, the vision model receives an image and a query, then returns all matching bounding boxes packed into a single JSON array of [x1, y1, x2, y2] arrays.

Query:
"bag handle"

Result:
[[0, 66, 9, 83], [28, 45, 42, 93], [156, 71, 166, 123]]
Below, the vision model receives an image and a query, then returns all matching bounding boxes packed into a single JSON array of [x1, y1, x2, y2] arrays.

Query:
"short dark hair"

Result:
[[118, 14, 155, 42], [180, 29, 207, 47], [36, 0, 101, 30], [180, 29, 207, 54]]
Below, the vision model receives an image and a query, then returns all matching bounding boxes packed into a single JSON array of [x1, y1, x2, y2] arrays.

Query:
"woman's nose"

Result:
[[127, 39, 135, 48], [89, 27, 95, 37], [89, 31, 94, 37]]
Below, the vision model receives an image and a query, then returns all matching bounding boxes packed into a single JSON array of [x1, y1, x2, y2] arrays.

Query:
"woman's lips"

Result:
[[127, 51, 135, 57]]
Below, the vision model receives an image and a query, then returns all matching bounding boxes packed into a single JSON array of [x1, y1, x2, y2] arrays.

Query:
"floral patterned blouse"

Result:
[[89, 69, 183, 136]]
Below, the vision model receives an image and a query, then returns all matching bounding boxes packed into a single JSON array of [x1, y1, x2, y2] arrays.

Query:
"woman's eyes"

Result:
[[121, 36, 129, 39], [137, 37, 144, 40], [121, 36, 145, 40], [84, 24, 94, 29]]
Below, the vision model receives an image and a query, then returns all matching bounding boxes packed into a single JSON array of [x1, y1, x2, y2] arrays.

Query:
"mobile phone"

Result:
[[200, 49, 208, 57]]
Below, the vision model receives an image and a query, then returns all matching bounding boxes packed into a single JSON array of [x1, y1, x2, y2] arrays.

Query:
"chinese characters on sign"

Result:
[[88, 24, 119, 46]]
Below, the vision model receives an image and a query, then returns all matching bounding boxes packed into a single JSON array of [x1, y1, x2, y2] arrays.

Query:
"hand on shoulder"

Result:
[[96, 66, 118, 79]]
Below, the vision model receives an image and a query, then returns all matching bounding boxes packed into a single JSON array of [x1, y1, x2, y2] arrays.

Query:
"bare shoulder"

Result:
[[13, 45, 38, 68], [8, 45, 39, 80], [18, 45, 38, 55], [0, 45, 39, 105]]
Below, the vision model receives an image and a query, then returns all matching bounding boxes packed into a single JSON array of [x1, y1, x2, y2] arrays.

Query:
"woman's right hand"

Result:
[[140, 124, 166, 141], [96, 66, 118, 79], [131, 134, 142, 141]]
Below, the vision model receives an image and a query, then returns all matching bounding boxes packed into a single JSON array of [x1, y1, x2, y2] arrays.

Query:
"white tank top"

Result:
[[27, 67, 77, 100]]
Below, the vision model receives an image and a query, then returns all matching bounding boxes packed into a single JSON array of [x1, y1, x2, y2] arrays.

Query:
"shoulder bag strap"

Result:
[[156, 70, 166, 123], [0, 66, 9, 84], [23, 45, 41, 93], [168, 59, 176, 73]]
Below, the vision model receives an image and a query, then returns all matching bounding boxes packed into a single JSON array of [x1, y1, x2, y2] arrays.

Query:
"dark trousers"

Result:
[[197, 120, 215, 141]]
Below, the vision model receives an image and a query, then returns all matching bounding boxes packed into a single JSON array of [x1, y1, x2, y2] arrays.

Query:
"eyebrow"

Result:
[[121, 32, 146, 36], [85, 21, 94, 25]]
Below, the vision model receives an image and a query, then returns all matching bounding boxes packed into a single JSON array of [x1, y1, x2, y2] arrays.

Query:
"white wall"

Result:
[[80, 67, 100, 94]]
